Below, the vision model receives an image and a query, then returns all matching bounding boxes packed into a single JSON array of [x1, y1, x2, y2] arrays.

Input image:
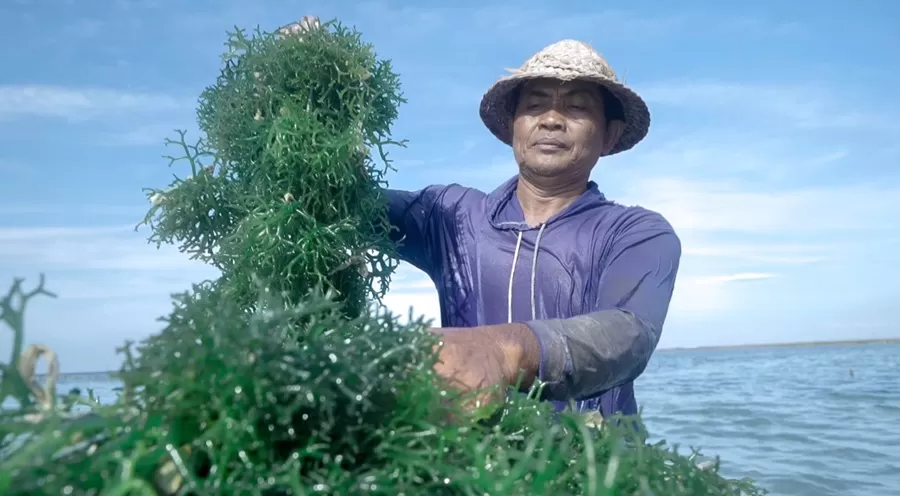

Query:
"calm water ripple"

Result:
[[637, 343, 900, 495], [5, 342, 898, 495]]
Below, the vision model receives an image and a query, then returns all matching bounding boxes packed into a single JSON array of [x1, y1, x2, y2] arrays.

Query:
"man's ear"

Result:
[[600, 119, 625, 156]]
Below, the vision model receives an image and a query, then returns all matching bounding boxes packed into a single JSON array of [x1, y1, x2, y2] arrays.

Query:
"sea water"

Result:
[[8, 342, 900, 495], [638, 342, 900, 495]]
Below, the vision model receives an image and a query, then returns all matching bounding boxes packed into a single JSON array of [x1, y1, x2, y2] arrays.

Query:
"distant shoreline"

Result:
[[54, 337, 900, 376], [657, 337, 900, 352]]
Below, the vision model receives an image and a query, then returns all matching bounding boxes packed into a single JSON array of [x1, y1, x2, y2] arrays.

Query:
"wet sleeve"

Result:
[[384, 185, 462, 278], [524, 210, 681, 402]]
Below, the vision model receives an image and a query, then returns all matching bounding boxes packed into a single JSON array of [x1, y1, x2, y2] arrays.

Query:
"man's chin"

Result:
[[520, 161, 574, 178]]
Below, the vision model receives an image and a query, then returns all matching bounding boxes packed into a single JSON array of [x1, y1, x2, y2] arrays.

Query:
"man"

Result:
[[386, 39, 681, 418]]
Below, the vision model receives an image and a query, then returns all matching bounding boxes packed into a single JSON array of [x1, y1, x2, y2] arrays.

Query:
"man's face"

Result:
[[511, 79, 621, 179]]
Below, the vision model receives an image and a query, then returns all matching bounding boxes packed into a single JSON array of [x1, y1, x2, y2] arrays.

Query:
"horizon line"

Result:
[[656, 336, 900, 352]]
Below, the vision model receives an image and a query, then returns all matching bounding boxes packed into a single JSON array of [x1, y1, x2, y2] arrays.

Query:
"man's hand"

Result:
[[431, 323, 540, 409]]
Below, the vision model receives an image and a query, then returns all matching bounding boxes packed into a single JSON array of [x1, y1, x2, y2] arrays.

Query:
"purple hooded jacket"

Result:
[[386, 175, 681, 417]]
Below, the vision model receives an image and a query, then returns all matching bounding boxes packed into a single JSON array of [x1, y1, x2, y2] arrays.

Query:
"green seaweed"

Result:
[[0, 19, 767, 495]]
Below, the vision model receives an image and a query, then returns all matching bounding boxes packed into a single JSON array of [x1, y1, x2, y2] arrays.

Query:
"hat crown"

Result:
[[516, 39, 618, 82]]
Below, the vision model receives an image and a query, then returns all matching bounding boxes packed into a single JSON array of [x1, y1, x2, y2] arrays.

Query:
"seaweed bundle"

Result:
[[0, 19, 767, 496]]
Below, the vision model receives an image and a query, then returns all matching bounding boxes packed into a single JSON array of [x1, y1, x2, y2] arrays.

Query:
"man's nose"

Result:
[[538, 110, 565, 131]]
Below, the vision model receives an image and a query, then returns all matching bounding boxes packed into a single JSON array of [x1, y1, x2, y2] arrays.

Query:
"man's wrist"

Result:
[[484, 323, 541, 389]]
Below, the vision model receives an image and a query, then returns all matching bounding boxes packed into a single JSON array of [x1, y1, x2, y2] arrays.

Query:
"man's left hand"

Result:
[[430, 323, 540, 409]]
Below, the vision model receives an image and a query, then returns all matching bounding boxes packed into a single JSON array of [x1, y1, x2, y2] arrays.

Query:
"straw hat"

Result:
[[479, 39, 650, 155]]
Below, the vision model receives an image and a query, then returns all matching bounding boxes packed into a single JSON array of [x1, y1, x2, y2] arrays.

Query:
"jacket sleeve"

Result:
[[384, 185, 462, 277], [524, 209, 681, 402]]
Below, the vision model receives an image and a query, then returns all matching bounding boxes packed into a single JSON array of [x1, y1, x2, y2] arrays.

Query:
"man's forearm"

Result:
[[521, 310, 660, 401]]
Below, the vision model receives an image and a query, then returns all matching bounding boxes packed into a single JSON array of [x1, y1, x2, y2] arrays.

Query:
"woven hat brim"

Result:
[[478, 72, 650, 155]]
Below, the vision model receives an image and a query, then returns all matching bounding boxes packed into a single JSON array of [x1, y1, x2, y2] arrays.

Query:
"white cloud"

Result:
[[350, 4, 805, 48], [681, 242, 829, 265], [0, 224, 217, 372], [618, 176, 900, 232], [0, 204, 144, 216], [0, 223, 218, 316], [30, 272, 208, 301], [638, 80, 884, 131], [463, 6, 685, 43], [0, 225, 132, 241], [382, 289, 441, 326], [0, 224, 442, 320], [605, 131, 851, 181], [694, 272, 777, 285], [390, 275, 436, 292], [0, 85, 186, 121], [100, 123, 186, 147], [667, 277, 732, 316], [665, 271, 779, 319], [0, 224, 211, 272], [379, 263, 440, 323]]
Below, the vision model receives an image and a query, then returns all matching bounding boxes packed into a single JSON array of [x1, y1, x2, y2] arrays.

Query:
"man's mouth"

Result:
[[534, 138, 567, 150]]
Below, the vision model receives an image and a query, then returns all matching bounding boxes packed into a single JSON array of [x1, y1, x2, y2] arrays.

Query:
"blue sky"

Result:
[[1, 0, 898, 372]]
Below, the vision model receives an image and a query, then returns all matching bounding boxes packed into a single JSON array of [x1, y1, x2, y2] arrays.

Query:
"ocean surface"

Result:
[[10, 342, 900, 495]]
